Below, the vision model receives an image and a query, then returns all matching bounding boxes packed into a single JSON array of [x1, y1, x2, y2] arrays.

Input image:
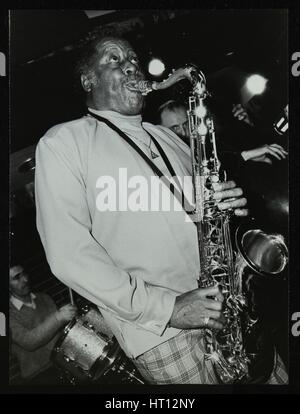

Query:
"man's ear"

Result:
[[81, 74, 96, 93]]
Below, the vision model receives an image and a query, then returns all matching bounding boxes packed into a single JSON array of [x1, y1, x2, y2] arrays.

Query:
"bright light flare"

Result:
[[148, 58, 165, 76], [245, 74, 267, 95]]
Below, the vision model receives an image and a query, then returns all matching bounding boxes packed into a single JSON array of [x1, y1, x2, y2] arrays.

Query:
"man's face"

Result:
[[9, 265, 31, 299], [160, 107, 189, 144], [87, 38, 145, 115]]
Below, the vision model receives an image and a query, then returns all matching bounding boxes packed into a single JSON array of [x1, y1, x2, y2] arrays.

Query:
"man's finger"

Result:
[[234, 208, 249, 216], [268, 147, 287, 159], [214, 288, 224, 302], [267, 149, 284, 160], [212, 180, 236, 192], [234, 108, 244, 116], [205, 318, 224, 331], [207, 312, 226, 325], [218, 197, 247, 210], [203, 299, 223, 311], [213, 187, 243, 200], [206, 309, 223, 321], [263, 157, 273, 165], [198, 285, 223, 301], [270, 143, 287, 152]]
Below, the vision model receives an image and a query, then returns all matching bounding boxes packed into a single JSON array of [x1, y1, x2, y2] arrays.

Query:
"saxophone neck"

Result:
[[136, 64, 207, 96]]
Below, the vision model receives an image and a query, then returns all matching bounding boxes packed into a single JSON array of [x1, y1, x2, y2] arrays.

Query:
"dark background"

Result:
[[10, 9, 288, 152]]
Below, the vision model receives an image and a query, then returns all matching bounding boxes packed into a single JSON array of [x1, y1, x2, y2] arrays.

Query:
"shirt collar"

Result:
[[87, 108, 143, 129], [10, 293, 36, 311]]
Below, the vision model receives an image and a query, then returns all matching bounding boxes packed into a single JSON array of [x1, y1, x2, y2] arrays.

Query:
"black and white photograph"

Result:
[[7, 8, 293, 392]]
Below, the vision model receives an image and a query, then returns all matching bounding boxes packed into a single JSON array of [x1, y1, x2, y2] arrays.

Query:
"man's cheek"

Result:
[[109, 75, 124, 93]]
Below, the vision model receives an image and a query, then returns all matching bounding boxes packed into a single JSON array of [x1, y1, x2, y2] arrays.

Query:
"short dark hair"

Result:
[[75, 36, 103, 79], [9, 254, 22, 270]]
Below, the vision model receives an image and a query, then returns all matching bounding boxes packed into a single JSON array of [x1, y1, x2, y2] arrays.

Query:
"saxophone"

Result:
[[136, 65, 288, 383]]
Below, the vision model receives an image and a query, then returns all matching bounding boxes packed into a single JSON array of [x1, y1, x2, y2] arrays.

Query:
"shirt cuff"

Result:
[[136, 288, 177, 336]]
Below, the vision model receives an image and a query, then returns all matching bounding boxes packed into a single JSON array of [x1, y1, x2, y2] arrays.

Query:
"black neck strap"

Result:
[[87, 111, 194, 218]]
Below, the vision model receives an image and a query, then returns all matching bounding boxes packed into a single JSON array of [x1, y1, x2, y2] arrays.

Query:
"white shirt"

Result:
[[35, 110, 199, 358]]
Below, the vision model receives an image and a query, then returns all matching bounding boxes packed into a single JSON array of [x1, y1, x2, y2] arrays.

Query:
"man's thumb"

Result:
[[199, 284, 219, 298]]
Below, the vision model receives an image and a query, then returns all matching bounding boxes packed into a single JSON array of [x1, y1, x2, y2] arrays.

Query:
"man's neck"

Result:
[[11, 293, 32, 304], [86, 96, 109, 112], [86, 98, 142, 117]]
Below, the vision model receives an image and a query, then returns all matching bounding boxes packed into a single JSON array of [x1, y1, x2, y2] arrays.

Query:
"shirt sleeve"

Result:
[[40, 293, 58, 313], [35, 135, 176, 336]]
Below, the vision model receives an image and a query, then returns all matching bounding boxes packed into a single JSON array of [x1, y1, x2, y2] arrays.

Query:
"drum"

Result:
[[52, 306, 120, 384], [79, 306, 114, 340]]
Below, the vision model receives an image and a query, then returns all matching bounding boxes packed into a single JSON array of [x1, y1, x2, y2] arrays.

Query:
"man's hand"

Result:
[[241, 144, 287, 164], [56, 304, 77, 324], [232, 103, 253, 126], [212, 180, 249, 217], [169, 285, 225, 330]]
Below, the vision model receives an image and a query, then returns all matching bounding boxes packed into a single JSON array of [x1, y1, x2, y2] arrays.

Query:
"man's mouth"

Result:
[[22, 284, 30, 292], [125, 81, 141, 93]]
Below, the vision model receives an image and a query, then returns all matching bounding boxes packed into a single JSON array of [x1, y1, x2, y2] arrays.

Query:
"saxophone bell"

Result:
[[141, 63, 288, 384], [235, 221, 288, 277]]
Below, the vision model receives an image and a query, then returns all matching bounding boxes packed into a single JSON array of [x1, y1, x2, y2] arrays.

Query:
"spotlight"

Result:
[[148, 58, 165, 76], [245, 74, 267, 95]]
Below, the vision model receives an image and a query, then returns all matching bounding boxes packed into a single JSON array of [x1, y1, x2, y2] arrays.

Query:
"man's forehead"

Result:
[[10, 265, 23, 278], [96, 38, 135, 54], [173, 107, 187, 117], [162, 107, 187, 123]]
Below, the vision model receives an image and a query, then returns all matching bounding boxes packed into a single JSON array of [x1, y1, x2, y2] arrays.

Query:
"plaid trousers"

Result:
[[132, 329, 288, 385]]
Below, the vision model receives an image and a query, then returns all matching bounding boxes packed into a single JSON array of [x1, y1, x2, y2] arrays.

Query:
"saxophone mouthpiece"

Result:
[[136, 80, 158, 96]]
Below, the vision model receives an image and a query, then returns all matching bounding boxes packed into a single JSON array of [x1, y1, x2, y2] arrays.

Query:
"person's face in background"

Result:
[[9, 265, 31, 300], [160, 107, 190, 145], [82, 38, 145, 115]]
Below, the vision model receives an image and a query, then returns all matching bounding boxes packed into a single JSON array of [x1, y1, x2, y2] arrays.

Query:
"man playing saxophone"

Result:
[[35, 35, 287, 384]]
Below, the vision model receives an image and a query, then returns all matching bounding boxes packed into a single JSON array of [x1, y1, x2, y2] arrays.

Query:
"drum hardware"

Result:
[[108, 361, 145, 384], [63, 355, 75, 363], [82, 321, 94, 330]]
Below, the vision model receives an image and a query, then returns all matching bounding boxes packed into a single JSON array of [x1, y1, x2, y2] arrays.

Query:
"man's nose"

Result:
[[22, 273, 29, 283], [122, 60, 138, 76]]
